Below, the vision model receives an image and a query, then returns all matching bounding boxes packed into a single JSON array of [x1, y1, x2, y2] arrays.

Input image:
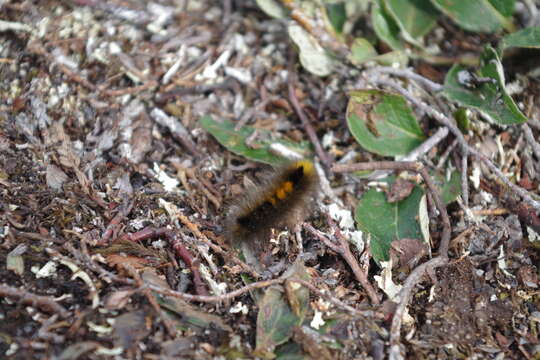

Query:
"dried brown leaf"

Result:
[[389, 238, 428, 269], [113, 310, 151, 349], [386, 178, 415, 203], [46, 164, 69, 191]]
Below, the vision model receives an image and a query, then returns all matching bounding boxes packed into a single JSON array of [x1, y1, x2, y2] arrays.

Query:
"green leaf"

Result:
[[289, 24, 336, 76], [200, 115, 312, 165], [348, 38, 409, 67], [430, 0, 507, 33], [453, 108, 471, 133], [326, 2, 347, 34], [372, 50, 409, 67], [143, 269, 232, 333], [437, 170, 462, 205], [346, 90, 425, 156], [256, 0, 289, 19], [254, 263, 310, 358], [443, 46, 528, 125], [371, 0, 405, 51], [275, 342, 306, 360], [501, 27, 540, 50], [255, 288, 299, 358], [488, 0, 516, 17], [355, 186, 424, 262], [348, 38, 378, 65], [384, 0, 439, 43]]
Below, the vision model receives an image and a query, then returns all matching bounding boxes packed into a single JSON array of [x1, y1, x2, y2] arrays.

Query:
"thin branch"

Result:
[[388, 256, 448, 359], [305, 223, 380, 305], [118, 226, 209, 296], [287, 49, 331, 168], [461, 149, 469, 207], [0, 284, 70, 319], [100, 198, 134, 245], [144, 278, 284, 303], [150, 108, 200, 156], [366, 67, 443, 93], [123, 264, 178, 336], [522, 123, 540, 160], [289, 278, 377, 318], [175, 212, 261, 279], [400, 127, 449, 162], [437, 139, 458, 168]]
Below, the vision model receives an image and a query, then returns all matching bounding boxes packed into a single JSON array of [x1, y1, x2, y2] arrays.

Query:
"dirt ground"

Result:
[[1, 1, 540, 359]]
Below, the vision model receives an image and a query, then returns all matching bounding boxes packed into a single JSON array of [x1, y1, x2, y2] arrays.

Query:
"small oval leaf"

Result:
[[430, 0, 507, 33], [347, 90, 425, 156], [502, 26, 540, 50], [288, 24, 336, 77], [384, 0, 439, 43], [200, 115, 312, 165], [371, 0, 405, 51], [355, 186, 424, 263]]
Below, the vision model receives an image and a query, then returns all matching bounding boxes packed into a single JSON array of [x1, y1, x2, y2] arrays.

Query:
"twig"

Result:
[[481, 180, 540, 234], [36, 314, 65, 344], [118, 227, 208, 296], [456, 208, 508, 216], [400, 127, 449, 162], [436, 139, 458, 168], [62, 238, 133, 285], [175, 212, 261, 279], [123, 264, 178, 336], [27, 42, 97, 91], [287, 49, 331, 168], [150, 108, 200, 156], [366, 67, 443, 93], [367, 127, 449, 180], [461, 148, 470, 207], [12, 229, 64, 245], [388, 257, 448, 359], [304, 223, 380, 305], [522, 124, 540, 160], [0, 284, 70, 318], [332, 161, 451, 357], [528, 117, 540, 130], [100, 198, 134, 245], [289, 278, 376, 318], [235, 96, 277, 131], [168, 234, 209, 296], [45, 248, 100, 308], [101, 80, 158, 97], [371, 78, 540, 211], [155, 77, 239, 103], [144, 278, 284, 303]]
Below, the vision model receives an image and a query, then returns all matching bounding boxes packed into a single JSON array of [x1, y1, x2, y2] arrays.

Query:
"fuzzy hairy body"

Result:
[[225, 160, 319, 253]]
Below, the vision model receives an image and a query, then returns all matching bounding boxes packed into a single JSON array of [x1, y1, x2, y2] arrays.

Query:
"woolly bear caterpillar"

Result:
[[225, 159, 319, 254]]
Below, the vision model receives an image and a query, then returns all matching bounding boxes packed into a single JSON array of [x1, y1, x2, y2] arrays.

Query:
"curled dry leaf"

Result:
[[113, 310, 151, 350], [46, 164, 69, 191], [386, 178, 415, 203], [105, 289, 136, 310], [517, 265, 538, 288], [7, 243, 27, 276], [389, 238, 428, 269], [106, 254, 152, 272]]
